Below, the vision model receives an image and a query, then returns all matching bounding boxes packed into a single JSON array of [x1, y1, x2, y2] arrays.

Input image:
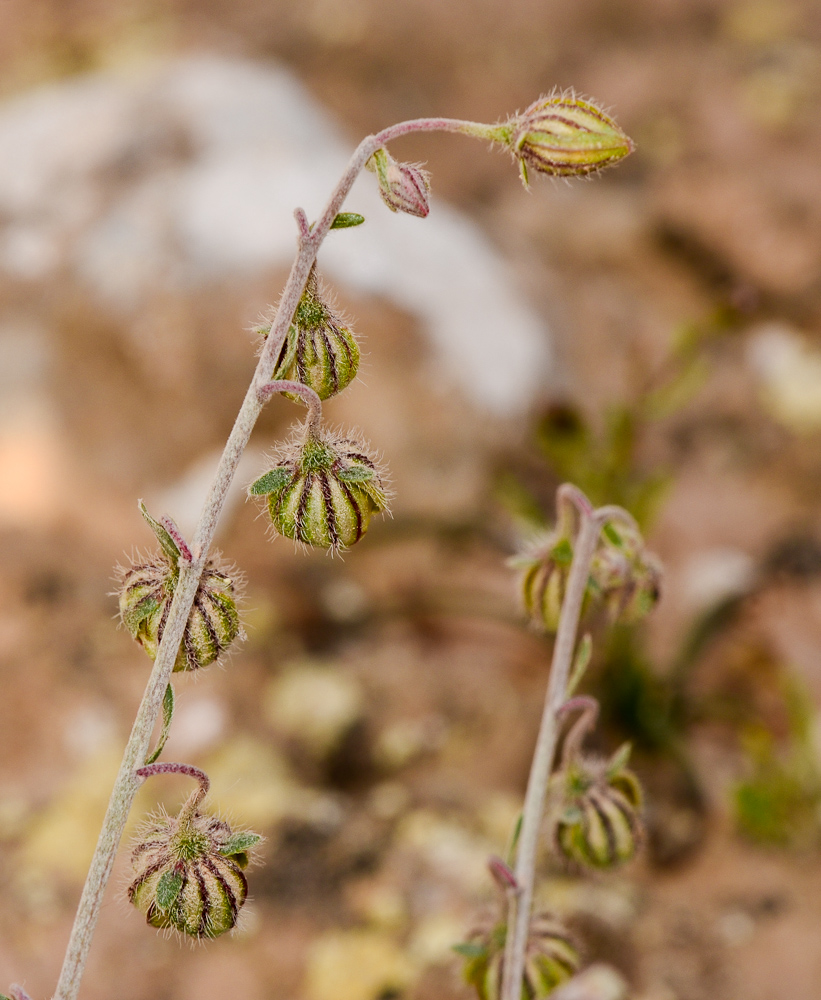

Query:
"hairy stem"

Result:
[[52, 112, 507, 1000], [500, 487, 621, 1000], [258, 380, 323, 437]]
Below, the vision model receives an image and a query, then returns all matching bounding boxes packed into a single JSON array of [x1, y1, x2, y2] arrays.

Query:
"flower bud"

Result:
[[590, 522, 662, 625], [553, 744, 643, 869], [128, 792, 261, 938], [458, 912, 580, 1000], [249, 424, 389, 551], [514, 531, 576, 632], [261, 269, 360, 401], [367, 147, 431, 217], [118, 558, 242, 673], [504, 92, 634, 185]]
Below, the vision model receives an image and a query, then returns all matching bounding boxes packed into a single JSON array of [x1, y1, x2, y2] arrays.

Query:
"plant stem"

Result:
[[258, 380, 323, 438], [500, 486, 620, 1000], [52, 113, 509, 1000]]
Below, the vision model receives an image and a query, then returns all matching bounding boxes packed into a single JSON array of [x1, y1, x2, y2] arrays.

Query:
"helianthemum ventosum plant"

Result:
[[22, 93, 635, 1000], [457, 484, 659, 1000]]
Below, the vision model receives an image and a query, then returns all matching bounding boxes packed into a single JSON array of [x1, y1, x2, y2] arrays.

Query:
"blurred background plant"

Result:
[[4, 1, 821, 999]]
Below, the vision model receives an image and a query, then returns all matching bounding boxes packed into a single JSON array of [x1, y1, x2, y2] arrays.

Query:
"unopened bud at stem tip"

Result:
[[503, 92, 634, 184]]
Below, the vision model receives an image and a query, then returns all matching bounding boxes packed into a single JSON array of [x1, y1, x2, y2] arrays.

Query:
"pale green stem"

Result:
[[52, 112, 513, 1000], [500, 486, 633, 1000]]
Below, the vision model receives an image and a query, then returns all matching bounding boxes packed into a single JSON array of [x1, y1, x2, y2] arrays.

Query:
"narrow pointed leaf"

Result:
[[144, 684, 175, 765], [139, 500, 181, 566], [566, 633, 593, 697], [219, 831, 262, 857]]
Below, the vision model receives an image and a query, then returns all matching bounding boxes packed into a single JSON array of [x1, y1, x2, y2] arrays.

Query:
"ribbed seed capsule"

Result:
[[118, 558, 242, 672], [505, 92, 634, 185], [129, 799, 260, 939], [553, 748, 643, 869], [249, 425, 389, 551], [515, 532, 576, 633], [262, 270, 359, 401], [590, 522, 662, 625], [460, 912, 580, 1000]]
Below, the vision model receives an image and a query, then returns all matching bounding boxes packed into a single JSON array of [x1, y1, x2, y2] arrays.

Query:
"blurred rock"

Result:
[[374, 714, 447, 771], [746, 323, 821, 432], [395, 809, 494, 896], [304, 928, 415, 1000], [162, 694, 226, 757], [264, 660, 365, 760], [407, 911, 467, 968], [679, 548, 756, 612], [203, 734, 329, 829], [550, 964, 629, 1000], [0, 54, 550, 416]]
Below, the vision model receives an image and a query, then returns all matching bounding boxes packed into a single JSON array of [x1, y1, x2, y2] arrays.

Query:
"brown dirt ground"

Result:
[[2, 2, 821, 999]]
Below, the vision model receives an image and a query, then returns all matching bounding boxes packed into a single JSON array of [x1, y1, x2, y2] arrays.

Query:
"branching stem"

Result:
[[52, 112, 515, 1000]]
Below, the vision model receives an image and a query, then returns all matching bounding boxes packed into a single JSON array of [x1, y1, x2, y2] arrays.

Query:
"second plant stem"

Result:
[[500, 488, 619, 1000]]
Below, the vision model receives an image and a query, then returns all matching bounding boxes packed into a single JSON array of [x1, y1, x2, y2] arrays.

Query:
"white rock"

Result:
[[0, 54, 551, 416], [680, 547, 756, 611]]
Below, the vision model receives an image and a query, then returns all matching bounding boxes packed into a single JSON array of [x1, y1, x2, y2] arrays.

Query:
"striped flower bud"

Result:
[[504, 92, 634, 186], [367, 147, 431, 217], [128, 774, 261, 938], [553, 744, 643, 869], [117, 503, 243, 672], [458, 912, 580, 1000], [590, 522, 662, 626], [249, 423, 389, 551], [260, 269, 360, 402], [514, 531, 577, 633]]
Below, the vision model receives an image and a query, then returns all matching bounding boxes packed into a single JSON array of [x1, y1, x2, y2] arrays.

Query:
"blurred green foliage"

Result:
[[734, 681, 821, 847], [503, 304, 821, 854]]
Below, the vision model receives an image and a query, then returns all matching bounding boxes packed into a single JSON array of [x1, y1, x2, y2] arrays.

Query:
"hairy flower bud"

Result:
[[514, 531, 576, 632], [590, 522, 662, 625], [367, 147, 431, 217], [458, 912, 580, 1000], [249, 423, 389, 551], [128, 783, 261, 938], [552, 744, 643, 869], [261, 269, 360, 401], [504, 92, 634, 185], [117, 504, 243, 672]]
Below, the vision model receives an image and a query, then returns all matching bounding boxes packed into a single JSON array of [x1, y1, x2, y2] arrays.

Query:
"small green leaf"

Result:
[[551, 537, 574, 566], [562, 805, 584, 824], [337, 464, 375, 484], [249, 467, 291, 496], [121, 595, 160, 637], [220, 831, 262, 857], [330, 212, 365, 229], [452, 942, 487, 959], [144, 684, 175, 766], [606, 741, 633, 777], [155, 870, 183, 912], [506, 812, 523, 867], [566, 633, 593, 697], [603, 522, 623, 546], [139, 500, 181, 566]]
